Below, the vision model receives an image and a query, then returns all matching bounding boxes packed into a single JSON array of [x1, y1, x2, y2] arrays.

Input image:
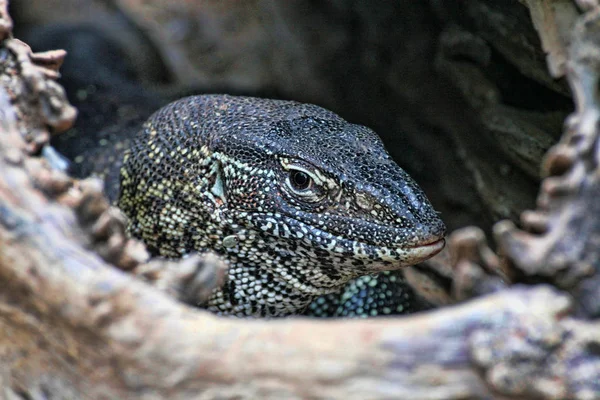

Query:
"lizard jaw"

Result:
[[237, 212, 445, 269], [372, 238, 445, 270]]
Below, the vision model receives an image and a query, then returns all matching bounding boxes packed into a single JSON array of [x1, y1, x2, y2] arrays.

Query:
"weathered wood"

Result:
[[3, 1, 600, 399]]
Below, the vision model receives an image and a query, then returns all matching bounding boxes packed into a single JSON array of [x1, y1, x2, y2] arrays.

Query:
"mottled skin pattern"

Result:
[[308, 272, 417, 317], [108, 94, 445, 317]]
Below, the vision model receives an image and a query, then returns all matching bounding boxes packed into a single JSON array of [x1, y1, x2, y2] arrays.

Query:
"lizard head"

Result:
[[119, 95, 445, 296], [208, 96, 445, 282]]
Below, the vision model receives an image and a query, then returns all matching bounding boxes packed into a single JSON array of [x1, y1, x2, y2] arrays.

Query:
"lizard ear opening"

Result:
[[209, 160, 227, 206]]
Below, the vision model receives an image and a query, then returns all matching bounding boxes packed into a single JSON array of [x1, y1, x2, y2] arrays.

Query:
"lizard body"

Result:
[[103, 94, 445, 317]]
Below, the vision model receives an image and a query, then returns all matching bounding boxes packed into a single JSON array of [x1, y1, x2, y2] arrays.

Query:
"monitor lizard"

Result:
[[81, 94, 446, 317]]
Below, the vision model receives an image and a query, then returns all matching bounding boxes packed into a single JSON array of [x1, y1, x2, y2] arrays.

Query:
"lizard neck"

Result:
[[205, 228, 356, 317]]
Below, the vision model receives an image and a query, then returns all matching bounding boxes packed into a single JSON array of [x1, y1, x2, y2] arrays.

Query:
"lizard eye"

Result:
[[289, 170, 312, 191]]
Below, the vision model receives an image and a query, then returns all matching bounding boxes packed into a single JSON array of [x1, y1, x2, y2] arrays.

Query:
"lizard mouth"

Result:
[[400, 238, 445, 262], [349, 236, 445, 270], [239, 212, 446, 269]]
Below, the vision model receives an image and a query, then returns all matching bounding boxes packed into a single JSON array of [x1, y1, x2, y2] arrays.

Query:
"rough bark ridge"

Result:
[[3, 0, 600, 399]]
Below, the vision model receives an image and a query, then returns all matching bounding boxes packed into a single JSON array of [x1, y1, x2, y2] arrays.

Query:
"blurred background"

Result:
[[9, 0, 574, 235]]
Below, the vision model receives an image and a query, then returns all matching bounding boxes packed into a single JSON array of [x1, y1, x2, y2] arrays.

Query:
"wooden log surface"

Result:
[[2, 0, 600, 398]]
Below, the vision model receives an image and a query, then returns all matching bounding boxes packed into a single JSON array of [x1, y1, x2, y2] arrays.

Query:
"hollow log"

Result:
[[3, 1, 600, 398]]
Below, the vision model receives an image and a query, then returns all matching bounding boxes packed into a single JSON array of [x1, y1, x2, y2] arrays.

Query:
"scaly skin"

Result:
[[109, 94, 445, 317]]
